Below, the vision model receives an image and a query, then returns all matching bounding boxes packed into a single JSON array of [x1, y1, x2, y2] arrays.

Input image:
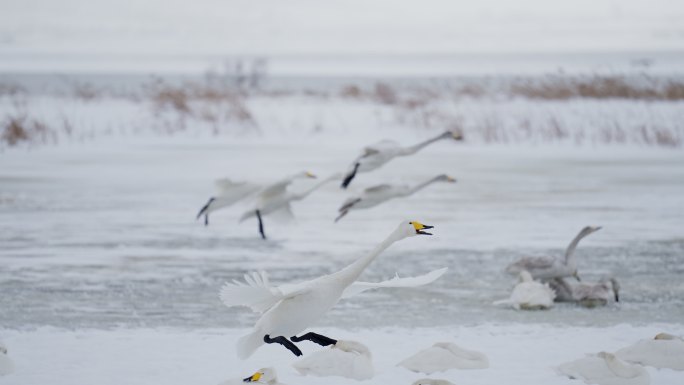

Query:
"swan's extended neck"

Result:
[[292, 173, 341, 201], [563, 229, 590, 266], [399, 132, 448, 156], [335, 230, 403, 286], [407, 176, 440, 196]]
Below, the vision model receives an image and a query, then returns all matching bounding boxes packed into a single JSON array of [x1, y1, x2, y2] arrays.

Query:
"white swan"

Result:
[[493, 270, 555, 310], [557, 351, 650, 385], [335, 174, 456, 222], [292, 340, 374, 380], [615, 333, 684, 370], [0, 340, 14, 376], [238, 171, 341, 239], [221, 221, 441, 359], [549, 276, 620, 307], [218, 367, 284, 385], [505, 226, 602, 281], [412, 379, 456, 385], [398, 342, 489, 374], [340, 131, 463, 188], [196, 179, 261, 226]]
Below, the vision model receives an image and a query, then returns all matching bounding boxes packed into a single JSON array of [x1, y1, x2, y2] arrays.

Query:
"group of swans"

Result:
[[197, 130, 462, 238], [500, 225, 620, 309], [556, 332, 684, 385]]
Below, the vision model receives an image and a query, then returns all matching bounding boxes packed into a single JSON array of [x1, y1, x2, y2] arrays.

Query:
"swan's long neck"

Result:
[[563, 229, 589, 267], [407, 176, 440, 196], [335, 230, 403, 286], [292, 173, 341, 201], [399, 132, 448, 156]]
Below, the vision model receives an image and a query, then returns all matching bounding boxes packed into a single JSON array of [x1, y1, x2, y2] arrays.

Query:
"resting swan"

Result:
[[220, 221, 444, 358], [549, 276, 620, 307], [0, 340, 14, 376], [493, 270, 555, 310], [557, 351, 650, 385], [398, 342, 489, 374], [505, 226, 602, 281], [615, 333, 684, 370], [292, 340, 373, 380]]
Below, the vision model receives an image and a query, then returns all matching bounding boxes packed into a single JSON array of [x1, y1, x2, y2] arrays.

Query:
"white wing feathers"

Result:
[[220, 268, 447, 314], [341, 267, 448, 299]]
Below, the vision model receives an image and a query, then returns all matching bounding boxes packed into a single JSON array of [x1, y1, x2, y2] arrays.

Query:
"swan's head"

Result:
[[397, 221, 434, 237], [581, 225, 602, 236], [442, 129, 464, 141], [302, 171, 317, 179], [435, 174, 457, 183], [243, 367, 277, 383]]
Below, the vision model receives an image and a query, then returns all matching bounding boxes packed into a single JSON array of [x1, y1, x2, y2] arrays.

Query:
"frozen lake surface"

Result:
[[1, 141, 683, 331]]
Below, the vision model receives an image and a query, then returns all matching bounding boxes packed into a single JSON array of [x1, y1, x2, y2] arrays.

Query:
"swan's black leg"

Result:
[[334, 210, 349, 223], [204, 214, 209, 226], [290, 332, 337, 347], [341, 163, 360, 189], [264, 335, 302, 356], [256, 209, 266, 239], [196, 197, 214, 226]]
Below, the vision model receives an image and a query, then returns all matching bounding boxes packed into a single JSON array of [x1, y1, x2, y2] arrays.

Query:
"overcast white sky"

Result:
[[1, 0, 683, 56]]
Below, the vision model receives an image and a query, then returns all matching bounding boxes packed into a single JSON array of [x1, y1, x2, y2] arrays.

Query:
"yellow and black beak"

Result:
[[446, 176, 456, 183], [411, 221, 434, 235], [305, 171, 317, 179], [243, 372, 262, 383]]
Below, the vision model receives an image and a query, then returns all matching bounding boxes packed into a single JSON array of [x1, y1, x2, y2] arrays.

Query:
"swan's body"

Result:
[[0, 340, 14, 376], [335, 174, 456, 222], [550, 276, 620, 307], [238, 172, 340, 239], [398, 342, 489, 374], [493, 270, 555, 310], [412, 379, 456, 385], [292, 340, 374, 380], [218, 367, 284, 385], [557, 352, 650, 385], [341, 131, 463, 188], [615, 333, 684, 370], [505, 226, 602, 281], [196, 179, 260, 225], [221, 221, 441, 358]]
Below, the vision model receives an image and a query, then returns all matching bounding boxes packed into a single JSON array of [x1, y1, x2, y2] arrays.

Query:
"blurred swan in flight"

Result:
[[341, 130, 463, 189], [218, 367, 284, 385], [196, 179, 260, 226], [220, 221, 442, 358], [292, 340, 374, 380], [549, 276, 620, 307], [335, 174, 456, 222], [615, 333, 684, 371], [0, 340, 14, 376], [557, 351, 650, 385], [398, 342, 489, 374], [238, 172, 342, 239], [493, 270, 555, 310], [505, 226, 602, 281]]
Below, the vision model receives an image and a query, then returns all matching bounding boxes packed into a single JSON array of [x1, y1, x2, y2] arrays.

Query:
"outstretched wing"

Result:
[[363, 184, 393, 194], [219, 271, 309, 313], [214, 179, 261, 198], [341, 268, 447, 299], [505, 256, 555, 275]]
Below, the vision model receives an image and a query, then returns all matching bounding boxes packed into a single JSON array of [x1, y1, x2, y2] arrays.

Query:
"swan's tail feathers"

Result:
[[237, 330, 264, 360], [196, 197, 215, 225], [219, 271, 283, 313], [340, 163, 360, 189]]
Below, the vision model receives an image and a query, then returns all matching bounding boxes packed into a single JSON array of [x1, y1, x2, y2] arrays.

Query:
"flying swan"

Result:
[[505, 226, 602, 281], [220, 221, 444, 358], [292, 339, 374, 380], [335, 174, 456, 222], [340, 131, 463, 189]]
